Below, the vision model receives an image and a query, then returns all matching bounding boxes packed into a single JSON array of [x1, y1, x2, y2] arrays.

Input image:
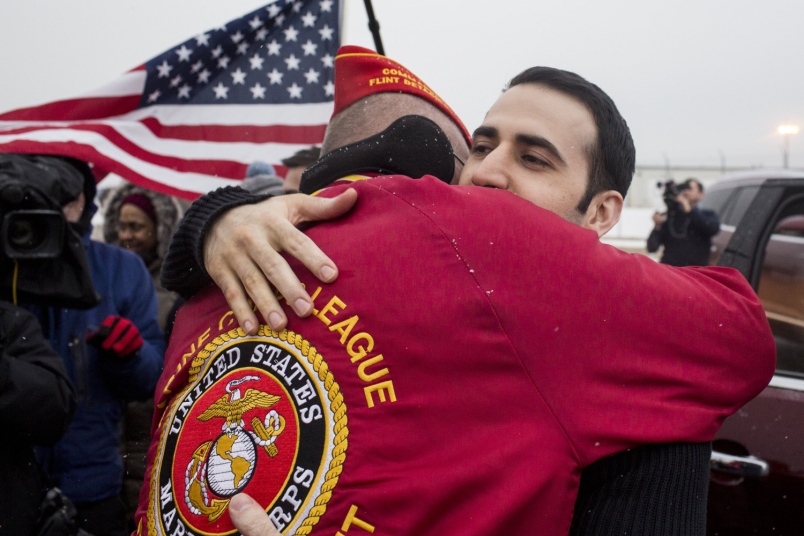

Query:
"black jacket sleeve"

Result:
[[0, 302, 75, 445], [646, 225, 664, 253], [688, 207, 720, 238], [160, 186, 271, 299], [570, 442, 711, 536]]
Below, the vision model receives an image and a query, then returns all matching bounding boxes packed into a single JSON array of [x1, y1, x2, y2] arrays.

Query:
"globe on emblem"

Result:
[[206, 431, 258, 497]]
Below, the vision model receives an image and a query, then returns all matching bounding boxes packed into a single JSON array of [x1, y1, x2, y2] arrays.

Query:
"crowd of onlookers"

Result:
[[0, 147, 318, 536]]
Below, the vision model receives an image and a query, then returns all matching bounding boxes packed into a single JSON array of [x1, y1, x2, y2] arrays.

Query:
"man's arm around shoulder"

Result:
[[161, 186, 270, 300]]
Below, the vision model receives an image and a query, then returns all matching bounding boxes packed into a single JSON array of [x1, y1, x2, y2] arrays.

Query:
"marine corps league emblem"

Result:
[[148, 327, 347, 536]]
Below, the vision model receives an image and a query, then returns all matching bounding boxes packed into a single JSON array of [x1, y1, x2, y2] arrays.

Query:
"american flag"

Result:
[[0, 0, 341, 199]]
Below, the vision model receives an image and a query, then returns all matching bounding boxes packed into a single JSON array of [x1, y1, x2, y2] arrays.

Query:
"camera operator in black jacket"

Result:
[[0, 153, 102, 536], [0, 302, 75, 535], [647, 178, 720, 266]]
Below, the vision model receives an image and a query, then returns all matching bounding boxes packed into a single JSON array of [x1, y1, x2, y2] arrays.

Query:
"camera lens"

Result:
[[8, 216, 45, 252], [2, 210, 64, 259]]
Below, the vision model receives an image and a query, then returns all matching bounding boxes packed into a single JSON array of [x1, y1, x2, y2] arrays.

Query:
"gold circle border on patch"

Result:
[[147, 326, 348, 536]]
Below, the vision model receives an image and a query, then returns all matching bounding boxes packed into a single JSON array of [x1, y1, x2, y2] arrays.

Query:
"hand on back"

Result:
[[203, 189, 358, 334]]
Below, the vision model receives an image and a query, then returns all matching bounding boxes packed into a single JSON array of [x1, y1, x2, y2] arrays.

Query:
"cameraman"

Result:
[[647, 178, 720, 266], [0, 153, 166, 536], [0, 303, 76, 536], [0, 156, 83, 535]]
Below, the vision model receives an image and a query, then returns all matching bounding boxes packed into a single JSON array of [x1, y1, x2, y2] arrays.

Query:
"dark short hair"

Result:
[[281, 146, 321, 168], [507, 67, 635, 212], [683, 178, 703, 193]]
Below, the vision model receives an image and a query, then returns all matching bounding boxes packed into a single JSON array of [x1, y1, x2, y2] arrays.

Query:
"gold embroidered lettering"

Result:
[[364, 380, 396, 408], [315, 295, 345, 326], [357, 354, 388, 382], [329, 315, 359, 343], [217, 310, 235, 330], [346, 332, 374, 361], [338, 504, 376, 533]]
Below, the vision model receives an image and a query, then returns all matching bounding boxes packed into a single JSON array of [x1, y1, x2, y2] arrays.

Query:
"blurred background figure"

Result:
[[647, 178, 720, 266], [280, 146, 320, 193], [103, 184, 184, 331], [0, 153, 93, 536], [0, 303, 77, 536], [241, 161, 284, 196], [16, 156, 166, 536], [0, 301, 75, 536], [102, 183, 183, 532]]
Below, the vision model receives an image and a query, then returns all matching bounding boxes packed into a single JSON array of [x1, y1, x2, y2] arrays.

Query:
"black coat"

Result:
[[647, 207, 720, 266], [0, 301, 75, 536]]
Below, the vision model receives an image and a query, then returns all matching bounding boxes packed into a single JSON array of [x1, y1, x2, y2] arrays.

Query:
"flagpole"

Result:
[[362, 0, 385, 55]]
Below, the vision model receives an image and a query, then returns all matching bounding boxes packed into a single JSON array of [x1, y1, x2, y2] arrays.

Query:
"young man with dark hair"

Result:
[[503, 66, 635, 212], [457, 67, 627, 237]]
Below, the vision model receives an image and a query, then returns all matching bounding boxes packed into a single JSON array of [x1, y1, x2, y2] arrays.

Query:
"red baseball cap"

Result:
[[332, 45, 472, 147]]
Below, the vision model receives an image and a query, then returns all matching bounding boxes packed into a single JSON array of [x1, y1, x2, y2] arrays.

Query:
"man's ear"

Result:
[[581, 190, 623, 238]]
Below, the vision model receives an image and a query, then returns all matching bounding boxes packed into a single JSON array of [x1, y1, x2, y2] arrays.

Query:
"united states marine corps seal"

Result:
[[147, 327, 348, 536]]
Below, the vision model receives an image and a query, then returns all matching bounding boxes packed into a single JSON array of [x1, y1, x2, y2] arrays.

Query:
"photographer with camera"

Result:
[[0, 297, 79, 536], [647, 178, 720, 266], [0, 153, 166, 536], [0, 155, 88, 535]]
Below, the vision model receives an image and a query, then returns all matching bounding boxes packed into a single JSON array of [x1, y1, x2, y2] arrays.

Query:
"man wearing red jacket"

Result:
[[143, 174, 773, 536], [141, 49, 776, 536]]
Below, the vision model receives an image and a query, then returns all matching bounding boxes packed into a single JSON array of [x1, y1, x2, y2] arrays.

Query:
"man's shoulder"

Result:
[[692, 206, 718, 217], [87, 240, 153, 291], [88, 239, 147, 266], [326, 175, 561, 222], [313, 176, 598, 263], [700, 207, 719, 217]]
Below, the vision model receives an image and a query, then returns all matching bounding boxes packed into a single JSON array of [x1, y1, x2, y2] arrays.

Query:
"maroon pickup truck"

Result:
[[698, 170, 804, 534]]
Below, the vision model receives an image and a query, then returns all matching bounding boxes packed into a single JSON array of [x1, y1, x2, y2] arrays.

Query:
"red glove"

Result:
[[86, 315, 144, 358]]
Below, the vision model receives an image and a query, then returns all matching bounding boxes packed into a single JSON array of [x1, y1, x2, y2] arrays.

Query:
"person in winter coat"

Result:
[[101, 183, 182, 531], [0, 302, 76, 536], [22, 157, 166, 536], [103, 184, 184, 332], [647, 178, 720, 266]]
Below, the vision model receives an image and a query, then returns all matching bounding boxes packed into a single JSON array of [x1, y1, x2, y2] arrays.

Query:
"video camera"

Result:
[[0, 154, 99, 309], [657, 180, 690, 210]]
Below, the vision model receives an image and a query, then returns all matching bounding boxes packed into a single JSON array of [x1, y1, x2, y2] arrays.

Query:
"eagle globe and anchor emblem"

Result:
[[184, 375, 286, 522], [152, 329, 346, 536]]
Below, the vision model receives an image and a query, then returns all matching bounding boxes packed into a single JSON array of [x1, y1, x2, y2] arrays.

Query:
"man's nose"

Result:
[[470, 150, 509, 190]]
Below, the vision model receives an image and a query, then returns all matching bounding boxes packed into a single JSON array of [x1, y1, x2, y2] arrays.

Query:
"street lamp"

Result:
[[778, 124, 800, 168]]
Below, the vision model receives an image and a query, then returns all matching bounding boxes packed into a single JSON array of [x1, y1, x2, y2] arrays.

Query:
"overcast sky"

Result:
[[1, 0, 803, 169]]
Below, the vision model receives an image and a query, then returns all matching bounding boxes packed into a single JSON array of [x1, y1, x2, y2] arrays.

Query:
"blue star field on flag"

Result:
[[141, 0, 340, 107], [0, 1, 341, 199]]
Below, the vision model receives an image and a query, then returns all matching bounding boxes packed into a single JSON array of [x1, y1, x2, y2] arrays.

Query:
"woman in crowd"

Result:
[[102, 183, 183, 530], [103, 184, 184, 331]]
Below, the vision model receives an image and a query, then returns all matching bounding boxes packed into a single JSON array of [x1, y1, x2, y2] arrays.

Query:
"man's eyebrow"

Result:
[[472, 126, 497, 140], [516, 133, 566, 166]]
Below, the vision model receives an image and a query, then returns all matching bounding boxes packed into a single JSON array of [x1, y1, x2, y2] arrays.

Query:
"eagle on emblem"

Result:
[[198, 375, 280, 433], [181, 374, 287, 522]]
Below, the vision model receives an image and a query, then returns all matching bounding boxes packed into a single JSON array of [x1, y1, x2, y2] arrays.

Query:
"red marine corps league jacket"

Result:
[[137, 175, 775, 536]]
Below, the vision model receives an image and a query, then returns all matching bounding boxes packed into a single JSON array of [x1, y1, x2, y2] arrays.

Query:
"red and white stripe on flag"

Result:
[[0, 0, 341, 200]]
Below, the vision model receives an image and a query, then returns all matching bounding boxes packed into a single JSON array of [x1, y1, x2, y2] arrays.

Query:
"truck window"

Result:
[[722, 186, 760, 226], [757, 200, 804, 377], [699, 187, 735, 218]]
